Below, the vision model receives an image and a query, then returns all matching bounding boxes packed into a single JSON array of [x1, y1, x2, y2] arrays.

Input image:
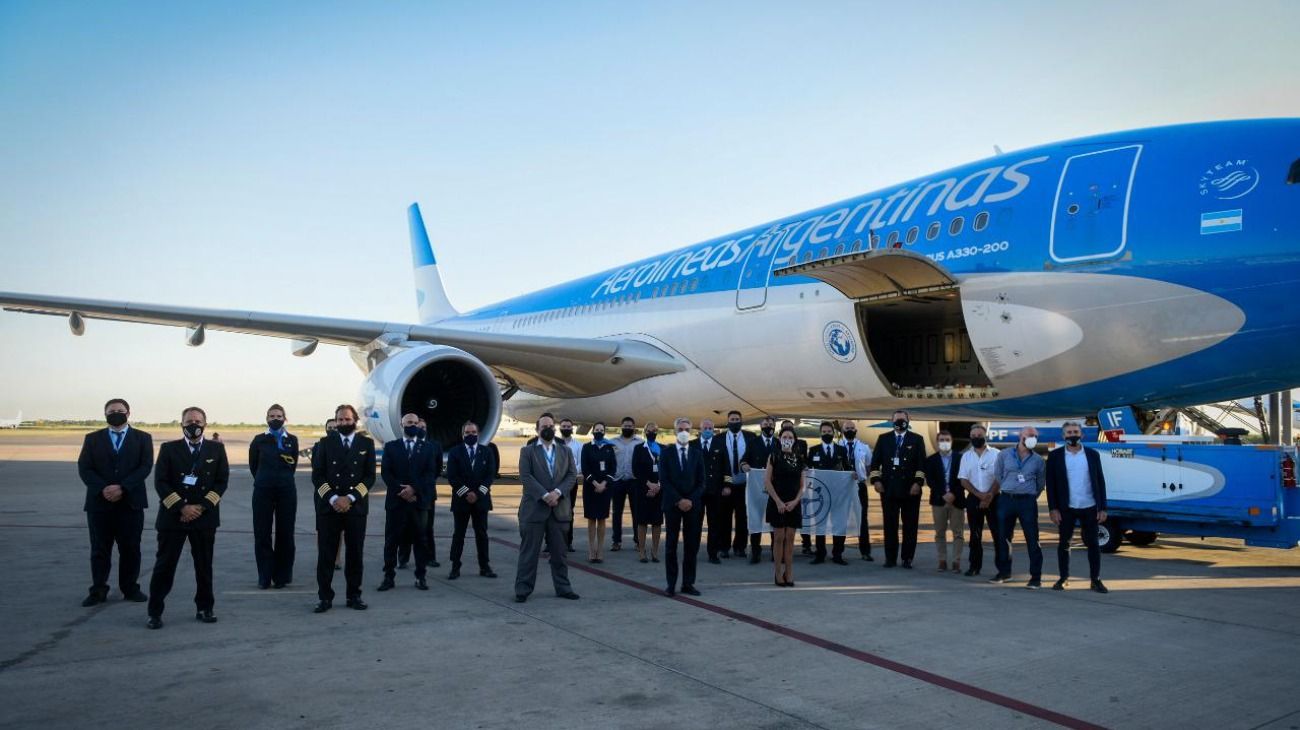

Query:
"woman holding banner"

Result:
[[765, 426, 807, 587]]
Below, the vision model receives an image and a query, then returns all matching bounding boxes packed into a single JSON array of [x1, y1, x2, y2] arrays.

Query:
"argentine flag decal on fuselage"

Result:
[[1200, 209, 1243, 235]]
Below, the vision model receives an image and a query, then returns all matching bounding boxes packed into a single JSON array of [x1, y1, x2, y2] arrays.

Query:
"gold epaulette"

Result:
[[317, 483, 331, 498]]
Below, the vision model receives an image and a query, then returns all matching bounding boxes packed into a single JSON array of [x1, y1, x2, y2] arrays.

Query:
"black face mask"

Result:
[[1066, 436, 1082, 446], [645, 431, 657, 441], [971, 436, 986, 448], [728, 422, 742, 433], [183, 423, 204, 440], [335, 423, 356, 436], [844, 429, 856, 440], [621, 427, 635, 438], [267, 418, 284, 431], [761, 426, 774, 437], [560, 428, 573, 439], [821, 433, 834, 443], [404, 425, 421, 438], [539, 426, 555, 442], [593, 431, 606, 441], [463, 434, 478, 446], [894, 419, 908, 430], [106, 412, 128, 428]]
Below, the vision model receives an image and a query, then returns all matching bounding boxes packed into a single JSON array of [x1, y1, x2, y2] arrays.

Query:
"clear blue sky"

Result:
[[1, 1, 1297, 423]]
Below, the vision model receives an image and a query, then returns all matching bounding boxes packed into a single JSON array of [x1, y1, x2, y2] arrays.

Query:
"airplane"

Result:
[[2, 119, 1298, 448], [0, 411, 23, 429]]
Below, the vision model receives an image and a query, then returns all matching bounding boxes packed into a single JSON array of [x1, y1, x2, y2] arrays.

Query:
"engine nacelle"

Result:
[[359, 344, 502, 448]]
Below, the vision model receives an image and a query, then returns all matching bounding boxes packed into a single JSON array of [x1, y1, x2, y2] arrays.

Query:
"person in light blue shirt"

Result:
[[989, 426, 1046, 588]]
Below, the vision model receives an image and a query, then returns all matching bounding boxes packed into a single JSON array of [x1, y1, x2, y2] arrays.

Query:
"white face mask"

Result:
[[675, 430, 690, 445], [780, 438, 795, 450], [937, 440, 952, 452], [1023, 436, 1038, 449]]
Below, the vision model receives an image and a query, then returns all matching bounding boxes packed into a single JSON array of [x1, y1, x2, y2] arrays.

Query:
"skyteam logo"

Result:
[[1199, 159, 1260, 200], [822, 321, 856, 363]]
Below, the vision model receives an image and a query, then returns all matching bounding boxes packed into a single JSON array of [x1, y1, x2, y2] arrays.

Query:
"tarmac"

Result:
[[2, 431, 1300, 729]]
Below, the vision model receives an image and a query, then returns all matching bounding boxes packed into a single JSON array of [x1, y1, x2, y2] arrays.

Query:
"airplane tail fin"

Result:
[[407, 203, 459, 324]]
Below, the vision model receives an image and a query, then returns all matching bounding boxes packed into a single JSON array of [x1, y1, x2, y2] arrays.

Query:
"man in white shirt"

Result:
[[837, 419, 873, 562], [957, 425, 1000, 577]]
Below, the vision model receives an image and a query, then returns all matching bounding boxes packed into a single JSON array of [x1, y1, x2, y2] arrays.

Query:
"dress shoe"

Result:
[[861, 554, 875, 562], [708, 556, 721, 564], [334, 563, 342, 570], [556, 591, 580, 600], [81, 593, 107, 607], [988, 574, 1010, 584], [515, 594, 528, 603], [801, 546, 813, 556], [314, 600, 332, 613], [883, 561, 897, 568], [611, 543, 622, 552], [719, 551, 730, 559], [663, 587, 676, 597], [651, 555, 659, 563], [377, 578, 395, 591], [448, 566, 461, 580], [397, 561, 408, 570], [749, 553, 761, 564], [811, 556, 826, 565], [1052, 578, 1070, 591], [1090, 579, 1109, 594], [346, 598, 368, 610], [258, 581, 271, 590], [1025, 578, 1042, 590], [831, 556, 848, 566], [734, 550, 747, 559], [272, 582, 287, 589], [195, 610, 218, 623], [901, 560, 913, 569], [640, 557, 649, 564], [784, 581, 795, 588], [680, 586, 701, 597], [480, 568, 498, 578], [964, 568, 979, 577], [430, 560, 441, 568], [951, 563, 961, 574], [146, 616, 163, 630], [123, 591, 148, 603], [566, 546, 576, 553], [415, 578, 429, 590], [937, 560, 948, 572]]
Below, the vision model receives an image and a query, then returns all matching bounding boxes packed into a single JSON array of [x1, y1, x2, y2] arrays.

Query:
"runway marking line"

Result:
[[492, 536, 1106, 730]]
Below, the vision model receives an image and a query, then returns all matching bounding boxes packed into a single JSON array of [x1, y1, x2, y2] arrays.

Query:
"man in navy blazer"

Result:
[[446, 420, 497, 579], [659, 417, 707, 597], [77, 398, 154, 606], [923, 431, 965, 573], [379, 412, 442, 591], [1045, 421, 1109, 593]]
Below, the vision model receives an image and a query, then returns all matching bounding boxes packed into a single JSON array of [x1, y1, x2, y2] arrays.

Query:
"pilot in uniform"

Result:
[[248, 405, 298, 589], [311, 407, 376, 612]]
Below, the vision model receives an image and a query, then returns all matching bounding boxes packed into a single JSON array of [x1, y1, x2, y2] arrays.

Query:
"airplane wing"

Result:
[[0, 291, 684, 398]]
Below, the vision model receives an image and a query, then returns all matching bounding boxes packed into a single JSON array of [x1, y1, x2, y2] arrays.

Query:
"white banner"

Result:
[[745, 469, 861, 536]]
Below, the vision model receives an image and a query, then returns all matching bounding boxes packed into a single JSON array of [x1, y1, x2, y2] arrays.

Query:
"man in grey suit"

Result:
[[514, 413, 581, 603]]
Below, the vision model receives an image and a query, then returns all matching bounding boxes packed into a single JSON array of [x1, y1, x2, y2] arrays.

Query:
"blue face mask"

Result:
[[702, 428, 714, 440], [463, 434, 478, 446], [404, 425, 421, 438]]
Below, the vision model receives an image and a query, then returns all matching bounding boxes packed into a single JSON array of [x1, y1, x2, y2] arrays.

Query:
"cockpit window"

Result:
[[1288, 158, 1300, 184]]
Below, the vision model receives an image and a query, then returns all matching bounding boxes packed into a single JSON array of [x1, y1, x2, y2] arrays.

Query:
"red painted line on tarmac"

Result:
[[492, 535, 1107, 730]]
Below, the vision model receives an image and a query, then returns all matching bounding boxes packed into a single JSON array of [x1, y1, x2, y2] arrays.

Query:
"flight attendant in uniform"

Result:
[[146, 407, 229, 629], [581, 423, 617, 563], [631, 422, 664, 563], [446, 420, 497, 579], [311, 404, 376, 612], [248, 403, 298, 589]]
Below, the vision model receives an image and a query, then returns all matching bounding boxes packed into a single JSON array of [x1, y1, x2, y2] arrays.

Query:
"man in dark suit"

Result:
[[311, 404, 376, 612], [692, 418, 726, 564], [146, 406, 228, 629], [1046, 421, 1109, 594], [744, 416, 777, 564], [514, 413, 580, 602], [714, 410, 756, 560], [446, 420, 497, 579], [807, 421, 851, 565], [379, 412, 441, 592], [661, 417, 706, 596], [923, 430, 965, 573], [78, 398, 154, 607], [869, 409, 928, 568]]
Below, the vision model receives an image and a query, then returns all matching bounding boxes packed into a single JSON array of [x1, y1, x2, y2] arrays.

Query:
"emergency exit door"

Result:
[[1049, 145, 1142, 264]]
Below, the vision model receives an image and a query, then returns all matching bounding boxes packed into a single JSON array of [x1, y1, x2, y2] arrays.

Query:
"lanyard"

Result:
[[543, 445, 555, 473]]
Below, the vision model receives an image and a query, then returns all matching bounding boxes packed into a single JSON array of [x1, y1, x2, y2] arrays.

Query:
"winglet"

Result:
[[407, 203, 458, 323]]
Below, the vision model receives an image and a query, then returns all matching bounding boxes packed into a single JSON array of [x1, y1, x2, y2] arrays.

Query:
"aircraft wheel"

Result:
[[1098, 520, 1123, 553], [1127, 530, 1158, 546]]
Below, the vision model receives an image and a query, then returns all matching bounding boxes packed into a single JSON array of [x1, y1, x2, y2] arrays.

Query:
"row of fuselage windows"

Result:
[[798, 210, 991, 265], [508, 209, 995, 330]]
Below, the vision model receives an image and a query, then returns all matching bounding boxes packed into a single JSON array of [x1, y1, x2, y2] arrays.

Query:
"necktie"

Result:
[[679, 446, 686, 468], [407, 440, 413, 458], [730, 434, 739, 474], [111, 431, 123, 452], [469, 447, 475, 463]]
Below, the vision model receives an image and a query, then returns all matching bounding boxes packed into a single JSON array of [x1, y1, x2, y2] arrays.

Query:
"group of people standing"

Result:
[[77, 399, 1112, 628]]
